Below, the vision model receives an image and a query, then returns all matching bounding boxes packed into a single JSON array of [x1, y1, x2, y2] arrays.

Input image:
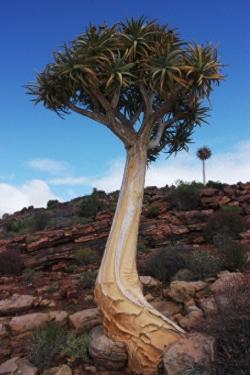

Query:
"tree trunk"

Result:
[[95, 141, 184, 375], [202, 160, 206, 185]]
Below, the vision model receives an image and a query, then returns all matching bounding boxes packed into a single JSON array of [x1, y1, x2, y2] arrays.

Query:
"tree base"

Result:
[[95, 282, 184, 375]]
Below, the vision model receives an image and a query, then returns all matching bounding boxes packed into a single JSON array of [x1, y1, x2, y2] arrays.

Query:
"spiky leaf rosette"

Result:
[[197, 146, 212, 160], [26, 17, 223, 160]]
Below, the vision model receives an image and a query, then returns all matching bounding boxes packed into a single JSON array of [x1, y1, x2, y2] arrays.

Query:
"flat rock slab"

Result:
[[0, 294, 37, 316], [9, 310, 68, 333], [42, 365, 72, 375], [69, 308, 100, 331], [9, 312, 50, 333], [0, 357, 38, 375], [89, 326, 127, 371]]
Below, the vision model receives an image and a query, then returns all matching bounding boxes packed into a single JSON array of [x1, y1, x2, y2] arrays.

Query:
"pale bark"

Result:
[[202, 160, 206, 185], [95, 141, 184, 375]]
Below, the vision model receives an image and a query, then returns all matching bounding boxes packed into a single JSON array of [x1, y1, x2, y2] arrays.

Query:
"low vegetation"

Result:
[[78, 189, 107, 218], [183, 251, 222, 280], [29, 323, 90, 370], [220, 240, 247, 271], [5, 212, 48, 234], [62, 332, 90, 364], [29, 322, 65, 371], [144, 246, 185, 283], [204, 209, 245, 245], [198, 276, 250, 375], [78, 270, 97, 288], [145, 205, 161, 218], [167, 181, 203, 210], [75, 247, 100, 266]]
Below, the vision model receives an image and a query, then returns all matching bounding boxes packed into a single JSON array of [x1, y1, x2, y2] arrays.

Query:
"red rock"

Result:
[[201, 188, 219, 197]]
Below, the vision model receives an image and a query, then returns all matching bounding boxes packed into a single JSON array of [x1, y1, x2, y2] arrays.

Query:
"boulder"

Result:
[[89, 326, 127, 370], [199, 296, 218, 316], [177, 309, 204, 330], [210, 271, 243, 294], [69, 308, 100, 331], [163, 333, 214, 375], [168, 281, 207, 303], [9, 312, 50, 333], [140, 275, 162, 288], [49, 310, 68, 323], [0, 357, 38, 375], [0, 294, 36, 316], [42, 365, 72, 375], [152, 300, 183, 318], [172, 269, 195, 282]]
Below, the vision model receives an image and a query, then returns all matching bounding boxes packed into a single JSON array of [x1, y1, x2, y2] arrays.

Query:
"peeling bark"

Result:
[[95, 142, 184, 374]]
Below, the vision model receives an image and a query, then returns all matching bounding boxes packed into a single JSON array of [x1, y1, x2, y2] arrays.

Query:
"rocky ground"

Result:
[[0, 182, 250, 374]]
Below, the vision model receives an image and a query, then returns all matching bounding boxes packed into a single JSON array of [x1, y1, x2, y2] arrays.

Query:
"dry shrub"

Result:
[[198, 274, 250, 374], [204, 210, 245, 245]]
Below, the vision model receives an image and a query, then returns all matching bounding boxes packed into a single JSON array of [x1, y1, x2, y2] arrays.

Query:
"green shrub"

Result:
[[204, 210, 245, 245], [183, 251, 222, 280], [206, 180, 225, 190], [33, 212, 48, 231], [0, 249, 24, 275], [75, 247, 99, 265], [220, 241, 247, 272], [62, 332, 90, 364], [5, 218, 31, 233], [79, 270, 97, 288], [144, 246, 185, 283], [145, 205, 160, 218], [5, 212, 48, 233], [29, 322, 65, 371], [65, 264, 77, 274], [47, 199, 59, 209], [78, 189, 107, 218], [137, 238, 151, 253], [219, 205, 241, 214], [168, 181, 203, 210]]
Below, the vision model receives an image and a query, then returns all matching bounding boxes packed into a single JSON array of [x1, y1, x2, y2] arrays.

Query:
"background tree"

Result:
[[197, 146, 212, 184], [27, 18, 223, 375]]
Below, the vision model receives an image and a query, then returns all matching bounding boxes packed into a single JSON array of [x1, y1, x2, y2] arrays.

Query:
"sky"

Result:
[[0, 0, 249, 216]]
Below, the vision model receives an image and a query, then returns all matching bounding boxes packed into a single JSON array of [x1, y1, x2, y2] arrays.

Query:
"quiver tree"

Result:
[[197, 146, 212, 184], [27, 18, 223, 374]]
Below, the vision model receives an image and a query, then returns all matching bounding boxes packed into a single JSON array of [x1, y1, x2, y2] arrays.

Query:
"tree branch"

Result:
[[148, 115, 183, 150], [151, 102, 173, 123], [130, 103, 143, 127], [140, 84, 153, 114], [111, 88, 121, 109], [86, 88, 137, 147], [68, 102, 107, 125]]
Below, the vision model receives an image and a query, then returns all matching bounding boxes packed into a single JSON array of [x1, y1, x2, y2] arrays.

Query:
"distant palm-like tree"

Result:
[[197, 146, 212, 184]]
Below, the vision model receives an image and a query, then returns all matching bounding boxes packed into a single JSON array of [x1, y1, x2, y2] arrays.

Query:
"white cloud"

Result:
[[87, 139, 250, 191], [49, 176, 90, 185], [0, 180, 60, 217], [28, 158, 70, 174]]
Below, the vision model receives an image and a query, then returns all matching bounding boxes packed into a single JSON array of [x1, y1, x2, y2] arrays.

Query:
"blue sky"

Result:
[[0, 0, 249, 215]]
